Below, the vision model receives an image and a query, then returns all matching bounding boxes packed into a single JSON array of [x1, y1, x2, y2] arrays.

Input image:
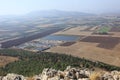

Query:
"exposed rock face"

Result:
[[101, 71, 120, 80], [1, 73, 26, 80], [34, 66, 92, 80], [1, 66, 120, 80], [34, 66, 120, 80], [34, 68, 58, 80]]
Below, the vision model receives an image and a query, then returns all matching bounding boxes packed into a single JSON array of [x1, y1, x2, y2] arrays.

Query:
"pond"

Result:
[[42, 35, 80, 41]]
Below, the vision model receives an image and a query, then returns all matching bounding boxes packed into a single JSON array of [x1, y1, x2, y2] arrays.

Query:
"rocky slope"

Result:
[[0, 66, 120, 80]]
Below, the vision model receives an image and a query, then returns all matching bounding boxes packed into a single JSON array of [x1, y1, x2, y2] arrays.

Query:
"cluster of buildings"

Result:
[[15, 39, 63, 52]]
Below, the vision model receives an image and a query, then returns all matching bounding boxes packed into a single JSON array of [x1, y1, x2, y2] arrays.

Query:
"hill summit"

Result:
[[1, 66, 120, 80]]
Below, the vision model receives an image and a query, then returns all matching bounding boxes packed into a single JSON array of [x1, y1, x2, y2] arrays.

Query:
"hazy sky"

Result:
[[0, 0, 120, 15]]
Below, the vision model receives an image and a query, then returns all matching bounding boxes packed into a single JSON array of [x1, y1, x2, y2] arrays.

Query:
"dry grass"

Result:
[[54, 27, 120, 37], [27, 77, 34, 80], [110, 32, 120, 37], [46, 41, 120, 67], [90, 72, 102, 80], [54, 27, 92, 36], [114, 43, 120, 51], [0, 56, 18, 67], [90, 26, 98, 31]]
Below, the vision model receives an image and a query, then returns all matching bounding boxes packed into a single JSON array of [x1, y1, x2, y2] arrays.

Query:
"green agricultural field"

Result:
[[98, 27, 111, 34]]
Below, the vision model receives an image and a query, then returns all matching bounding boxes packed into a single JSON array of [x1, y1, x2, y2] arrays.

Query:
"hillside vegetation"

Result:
[[0, 49, 120, 77]]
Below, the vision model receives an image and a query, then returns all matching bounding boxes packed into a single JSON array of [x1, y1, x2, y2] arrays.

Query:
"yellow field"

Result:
[[46, 41, 120, 67], [0, 56, 18, 67], [54, 26, 92, 36], [49, 26, 120, 67], [54, 27, 120, 37]]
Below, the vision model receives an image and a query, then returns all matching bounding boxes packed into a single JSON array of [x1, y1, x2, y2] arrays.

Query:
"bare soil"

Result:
[[0, 56, 18, 67], [46, 41, 120, 67], [110, 27, 120, 32], [60, 42, 76, 46], [80, 36, 120, 49]]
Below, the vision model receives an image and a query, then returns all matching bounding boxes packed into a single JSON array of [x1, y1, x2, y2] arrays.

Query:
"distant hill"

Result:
[[101, 11, 120, 16], [26, 10, 95, 17], [0, 10, 95, 19]]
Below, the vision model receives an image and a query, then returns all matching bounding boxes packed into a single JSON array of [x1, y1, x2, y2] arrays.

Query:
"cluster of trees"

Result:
[[0, 49, 120, 76], [97, 27, 110, 34]]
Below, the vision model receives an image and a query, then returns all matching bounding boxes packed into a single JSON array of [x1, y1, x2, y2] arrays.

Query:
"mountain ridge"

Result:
[[26, 10, 95, 17]]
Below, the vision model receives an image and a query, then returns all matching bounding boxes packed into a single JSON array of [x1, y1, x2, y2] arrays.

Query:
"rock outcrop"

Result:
[[34, 66, 120, 80], [101, 71, 120, 80], [1, 66, 120, 80], [1, 73, 26, 80], [34, 66, 93, 80]]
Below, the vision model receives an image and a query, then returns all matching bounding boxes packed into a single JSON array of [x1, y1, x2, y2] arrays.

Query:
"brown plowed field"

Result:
[[80, 36, 120, 49], [110, 27, 120, 32], [60, 42, 76, 46], [1, 28, 63, 48]]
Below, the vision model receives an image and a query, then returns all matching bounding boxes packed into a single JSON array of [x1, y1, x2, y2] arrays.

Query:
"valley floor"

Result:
[[46, 26, 120, 67]]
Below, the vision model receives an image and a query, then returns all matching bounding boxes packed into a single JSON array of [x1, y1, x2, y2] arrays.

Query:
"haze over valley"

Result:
[[0, 0, 120, 80]]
